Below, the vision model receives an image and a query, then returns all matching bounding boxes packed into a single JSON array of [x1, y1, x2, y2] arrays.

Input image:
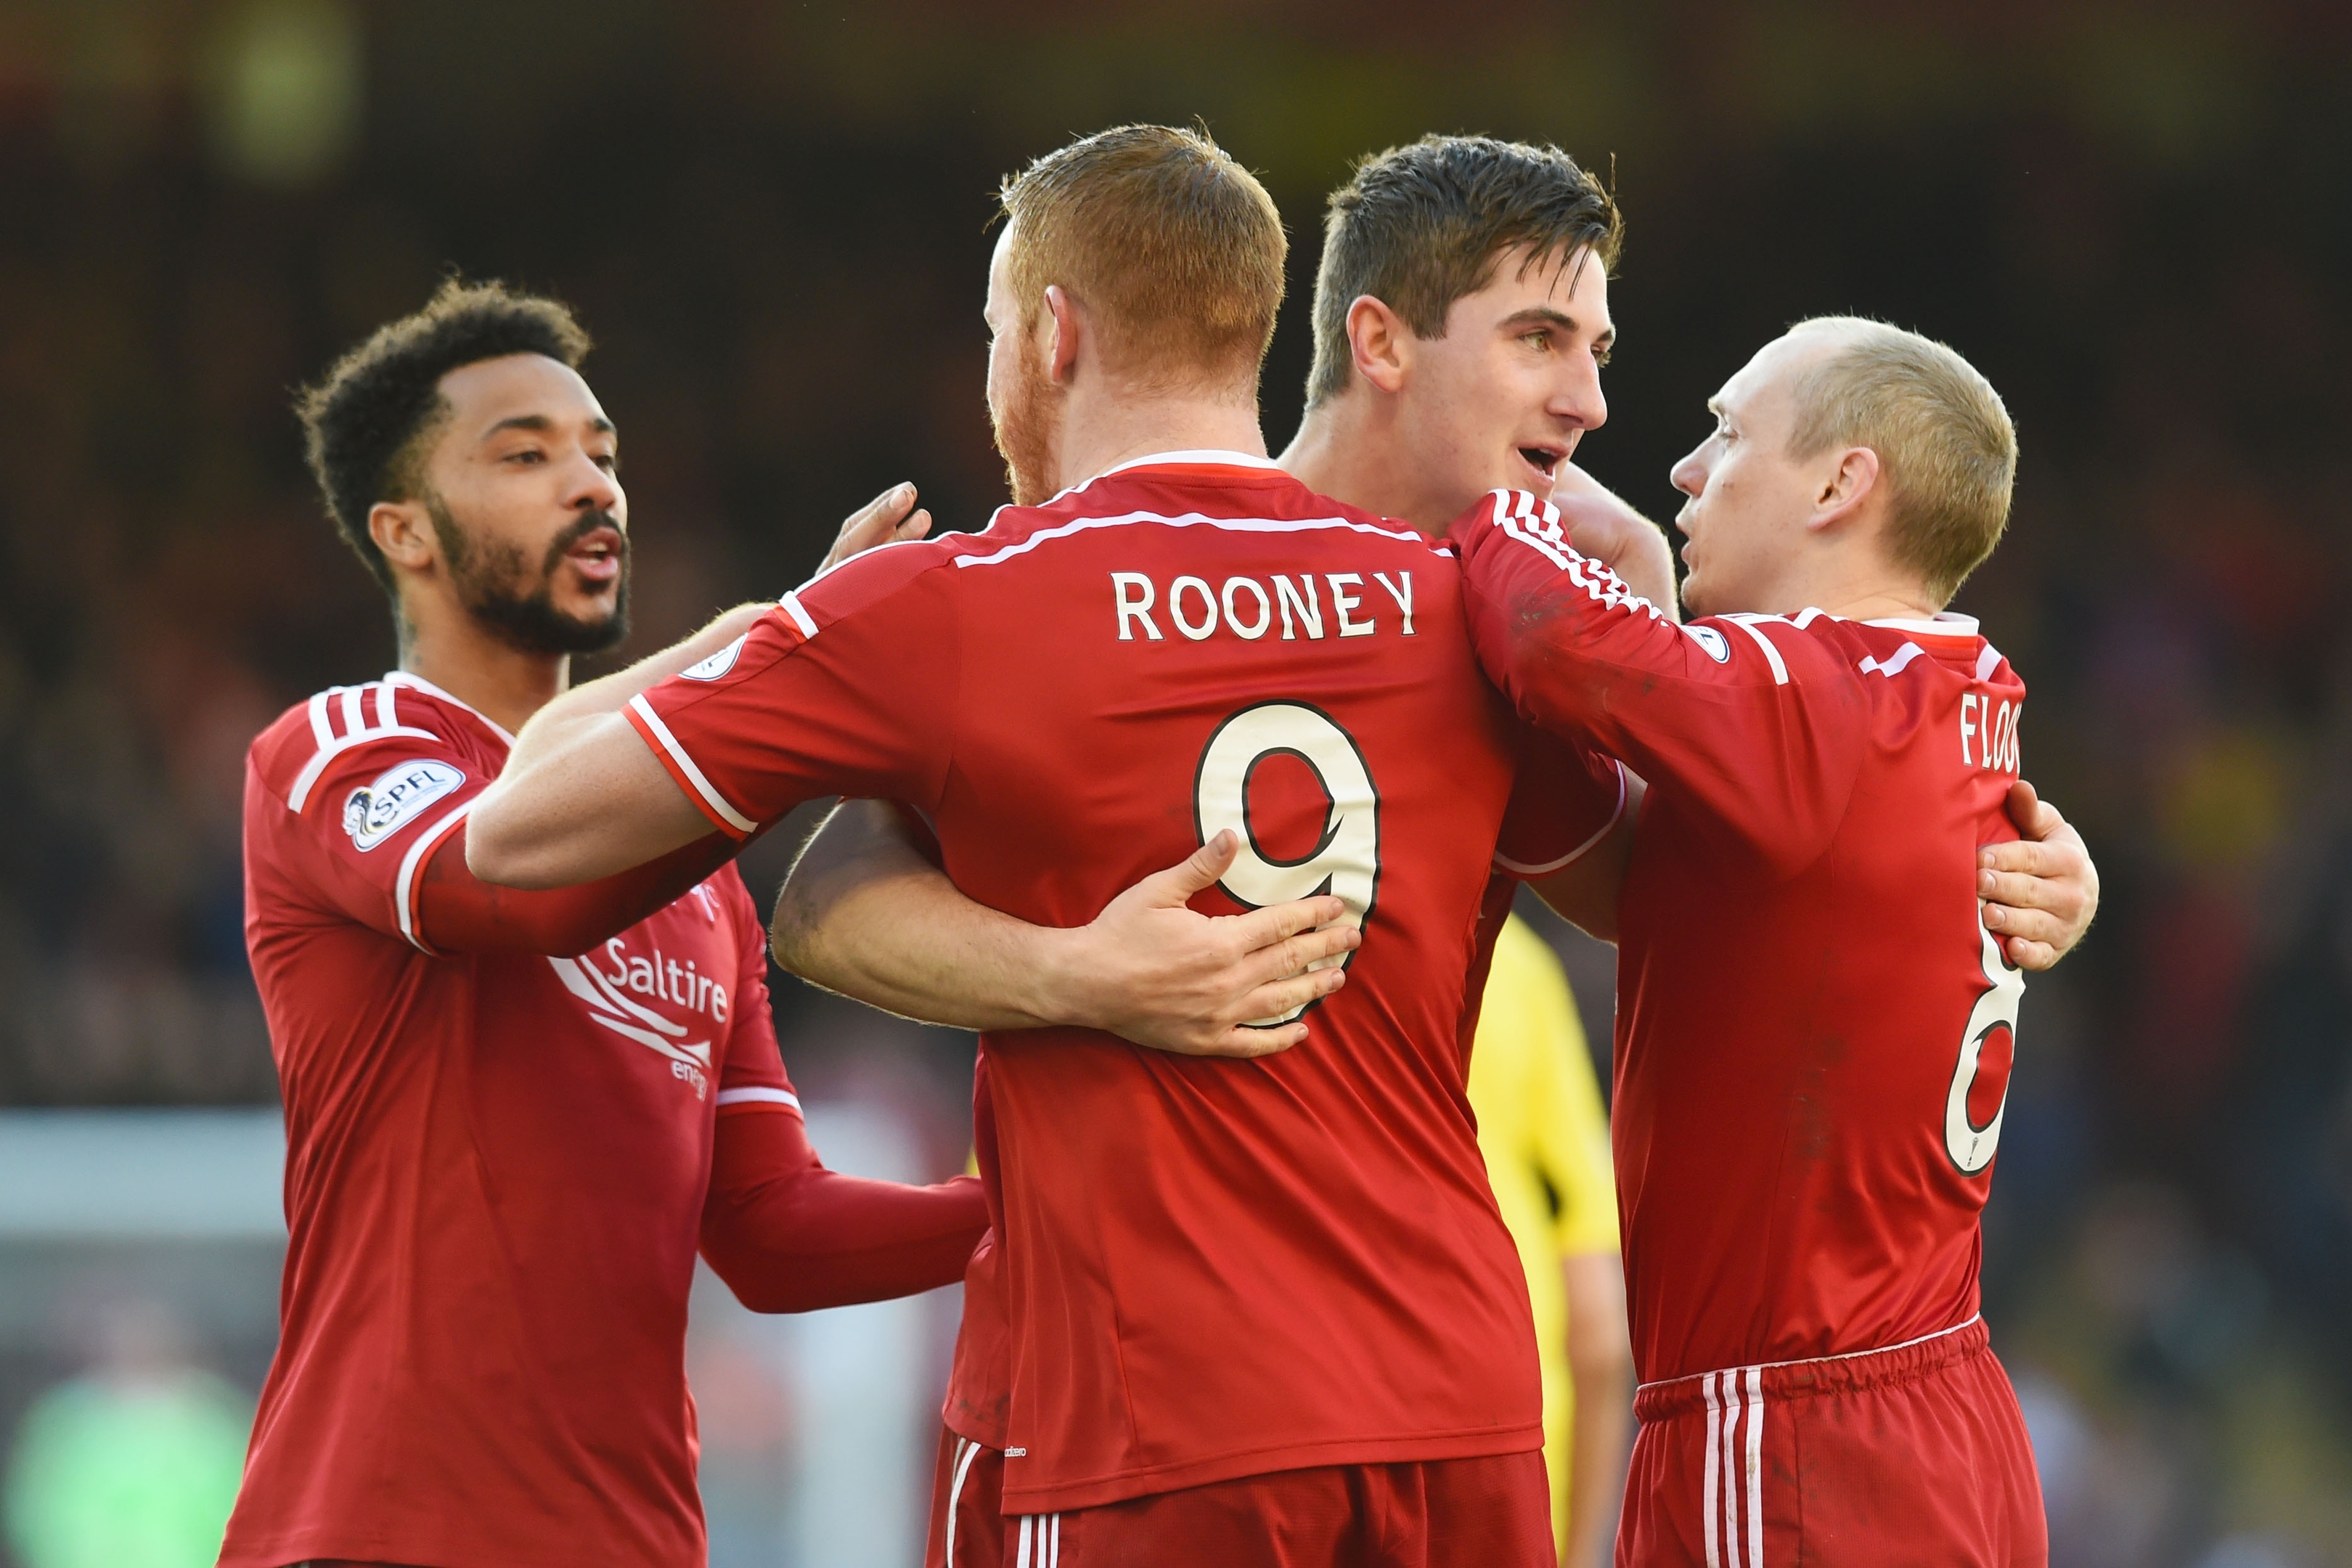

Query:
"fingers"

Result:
[[896, 507, 934, 542], [1235, 923, 1360, 990], [1977, 861, 2080, 911], [1983, 900, 2070, 946], [1234, 963, 1349, 1021], [1204, 1021, 1309, 1058], [821, 483, 920, 571], [1977, 835, 2083, 882], [2004, 936, 2060, 971], [1225, 894, 1351, 952], [1157, 830, 1240, 902]]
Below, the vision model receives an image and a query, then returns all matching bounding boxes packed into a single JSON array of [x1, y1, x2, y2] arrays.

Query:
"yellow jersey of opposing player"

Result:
[[1469, 913, 1620, 1551]]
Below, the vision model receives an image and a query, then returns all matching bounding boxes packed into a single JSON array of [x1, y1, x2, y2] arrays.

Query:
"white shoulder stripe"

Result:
[[951, 508, 1426, 571], [1858, 642, 1926, 679], [394, 800, 473, 953], [627, 694, 759, 835], [1722, 617, 1791, 685], [289, 682, 447, 812], [1975, 642, 2004, 681], [714, 1086, 803, 1110], [777, 591, 818, 638]]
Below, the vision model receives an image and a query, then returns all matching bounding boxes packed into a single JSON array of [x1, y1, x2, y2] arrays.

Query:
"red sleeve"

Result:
[[1491, 725, 1628, 881], [697, 868, 986, 1310], [255, 701, 486, 949], [412, 824, 745, 956], [1450, 489, 1867, 877], [698, 1114, 987, 1313], [625, 555, 960, 841]]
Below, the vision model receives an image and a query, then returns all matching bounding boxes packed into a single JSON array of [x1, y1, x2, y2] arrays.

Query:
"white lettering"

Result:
[[1169, 576, 1218, 640], [1275, 575, 1323, 640], [1959, 693, 1979, 767], [711, 981, 728, 1023], [1373, 571, 1415, 635], [1221, 576, 1271, 640], [629, 956, 656, 995], [1111, 573, 1163, 642], [1327, 573, 1374, 637], [603, 937, 630, 989]]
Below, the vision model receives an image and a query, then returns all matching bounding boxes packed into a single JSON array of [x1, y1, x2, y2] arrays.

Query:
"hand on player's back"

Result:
[[1058, 832, 1360, 1059], [1979, 779, 2100, 970], [820, 482, 934, 572]]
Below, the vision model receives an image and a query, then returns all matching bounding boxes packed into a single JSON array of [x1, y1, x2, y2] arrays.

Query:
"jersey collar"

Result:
[[383, 670, 518, 746], [1861, 611, 1979, 640], [1095, 449, 1284, 478]]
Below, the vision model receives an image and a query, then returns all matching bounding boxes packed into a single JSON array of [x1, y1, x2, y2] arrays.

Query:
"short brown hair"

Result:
[[297, 279, 591, 591], [1307, 135, 1623, 409], [1782, 317, 2018, 605], [997, 124, 1286, 392]]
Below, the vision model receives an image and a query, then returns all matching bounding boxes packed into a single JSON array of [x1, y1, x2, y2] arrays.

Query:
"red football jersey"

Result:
[[225, 674, 796, 1568], [629, 452, 1625, 1512], [1453, 490, 2031, 1384]]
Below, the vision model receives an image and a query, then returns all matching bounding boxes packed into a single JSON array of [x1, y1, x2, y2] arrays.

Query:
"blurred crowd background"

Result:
[[0, 1, 2348, 1564]]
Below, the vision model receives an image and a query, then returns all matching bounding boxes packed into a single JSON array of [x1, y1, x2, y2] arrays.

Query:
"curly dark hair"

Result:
[[295, 279, 592, 592]]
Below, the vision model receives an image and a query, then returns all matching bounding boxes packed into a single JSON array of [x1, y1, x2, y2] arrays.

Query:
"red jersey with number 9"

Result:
[[1450, 489, 2030, 1387], [629, 453, 1626, 1514]]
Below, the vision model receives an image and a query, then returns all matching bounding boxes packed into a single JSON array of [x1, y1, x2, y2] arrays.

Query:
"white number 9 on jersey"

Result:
[[1192, 702, 1380, 1026], [1944, 921, 2025, 1174]]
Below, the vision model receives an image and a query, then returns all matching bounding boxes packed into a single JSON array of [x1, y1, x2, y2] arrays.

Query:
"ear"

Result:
[[1041, 284, 1082, 385], [369, 498, 439, 576], [1806, 446, 1882, 535], [1346, 295, 1412, 396]]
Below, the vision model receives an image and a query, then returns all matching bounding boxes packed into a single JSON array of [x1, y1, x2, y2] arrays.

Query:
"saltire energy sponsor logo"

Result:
[[547, 933, 729, 1098], [341, 759, 465, 852]]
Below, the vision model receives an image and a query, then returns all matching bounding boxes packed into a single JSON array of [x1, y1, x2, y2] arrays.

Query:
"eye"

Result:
[[1593, 346, 1613, 368], [1520, 329, 1551, 351], [507, 449, 545, 465]]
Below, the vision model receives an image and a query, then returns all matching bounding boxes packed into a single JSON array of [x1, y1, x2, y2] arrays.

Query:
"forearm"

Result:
[[469, 606, 764, 887], [701, 1109, 988, 1313], [1561, 1248, 1635, 1568], [505, 603, 769, 775], [1565, 1350, 1633, 1568], [772, 803, 1074, 1032], [419, 823, 742, 955]]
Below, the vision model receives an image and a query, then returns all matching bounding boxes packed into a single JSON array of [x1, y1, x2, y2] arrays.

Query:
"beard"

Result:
[[426, 493, 632, 656], [989, 338, 1059, 507]]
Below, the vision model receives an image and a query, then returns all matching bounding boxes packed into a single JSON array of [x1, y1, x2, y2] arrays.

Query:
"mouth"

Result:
[[1515, 445, 1568, 487], [565, 526, 625, 587]]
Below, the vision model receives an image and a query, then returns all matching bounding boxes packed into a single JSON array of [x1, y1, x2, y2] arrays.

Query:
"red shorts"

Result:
[[973, 1447, 1551, 1567], [1620, 1318, 2046, 1567], [929, 1426, 1010, 1568]]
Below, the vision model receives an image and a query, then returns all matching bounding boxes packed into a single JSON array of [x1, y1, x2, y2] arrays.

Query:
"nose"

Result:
[[567, 452, 624, 519], [1670, 445, 1707, 503], [1553, 354, 1608, 433]]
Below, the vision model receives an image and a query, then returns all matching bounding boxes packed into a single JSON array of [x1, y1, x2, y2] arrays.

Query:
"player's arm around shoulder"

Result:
[[467, 603, 773, 889], [1450, 489, 1867, 877]]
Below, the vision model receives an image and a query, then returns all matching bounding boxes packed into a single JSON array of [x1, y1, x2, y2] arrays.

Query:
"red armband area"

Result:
[[699, 1106, 987, 1313], [414, 822, 743, 957]]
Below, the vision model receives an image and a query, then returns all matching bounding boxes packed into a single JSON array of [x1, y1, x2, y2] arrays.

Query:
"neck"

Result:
[[1278, 390, 1444, 535], [1053, 383, 1267, 494], [396, 598, 569, 737], [1818, 589, 1945, 622]]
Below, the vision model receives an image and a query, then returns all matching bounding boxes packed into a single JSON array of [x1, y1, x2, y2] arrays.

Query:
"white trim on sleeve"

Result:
[[1493, 759, 1629, 876], [714, 1086, 803, 1111], [627, 694, 760, 835], [395, 800, 475, 953]]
